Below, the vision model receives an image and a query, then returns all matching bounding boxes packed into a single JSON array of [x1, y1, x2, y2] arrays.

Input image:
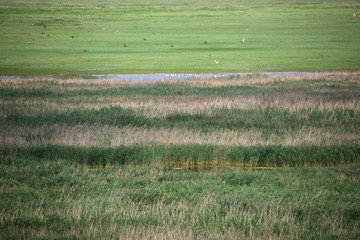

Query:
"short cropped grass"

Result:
[[0, 0, 360, 75]]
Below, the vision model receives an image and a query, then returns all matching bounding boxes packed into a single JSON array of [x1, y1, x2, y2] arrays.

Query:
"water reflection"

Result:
[[172, 165, 279, 172], [0, 72, 333, 81]]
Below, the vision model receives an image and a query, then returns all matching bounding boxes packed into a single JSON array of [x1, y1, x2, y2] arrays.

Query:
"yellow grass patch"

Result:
[[1, 124, 358, 147]]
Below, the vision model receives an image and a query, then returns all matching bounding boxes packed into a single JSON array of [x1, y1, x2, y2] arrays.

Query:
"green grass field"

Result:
[[0, 0, 360, 75]]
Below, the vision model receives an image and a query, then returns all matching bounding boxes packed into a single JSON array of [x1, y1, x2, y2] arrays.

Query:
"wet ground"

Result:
[[0, 72, 339, 81]]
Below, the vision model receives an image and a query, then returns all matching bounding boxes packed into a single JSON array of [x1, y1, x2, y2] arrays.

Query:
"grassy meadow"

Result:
[[1, 73, 360, 238], [0, 0, 360, 75]]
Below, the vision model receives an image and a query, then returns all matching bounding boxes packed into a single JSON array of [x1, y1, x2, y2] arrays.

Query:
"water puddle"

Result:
[[86, 163, 281, 171], [171, 165, 280, 171], [91, 72, 308, 81], [0, 72, 337, 81]]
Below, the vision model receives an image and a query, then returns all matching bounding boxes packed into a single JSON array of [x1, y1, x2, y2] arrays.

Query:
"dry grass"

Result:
[[1, 72, 359, 148], [1, 72, 359, 118], [1, 124, 358, 147], [1, 90, 359, 118], [1, 72, 359, 89]]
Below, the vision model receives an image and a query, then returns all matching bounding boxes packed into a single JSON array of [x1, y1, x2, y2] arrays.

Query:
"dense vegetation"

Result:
[[1, 0, 360, 238], [1, 73, 359, 167], [1, 73, 360, 239], [1, 158, 359, 239]]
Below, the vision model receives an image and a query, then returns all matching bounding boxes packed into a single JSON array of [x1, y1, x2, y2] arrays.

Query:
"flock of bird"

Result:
[[32, 22, 248, 65]]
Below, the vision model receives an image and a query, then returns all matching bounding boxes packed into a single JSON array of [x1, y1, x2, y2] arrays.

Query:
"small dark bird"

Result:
[[204, 41, 207, 44], [43, 25, 47, 29], [47, 34, 50, 37], [124, 44, 127, 47], [71, 36, 74, 39], [209, 54, 211, 57], [171, 45, 174, 47], [83, 49, 87, 53], [143, 38, 146, 41], [41, 31, 44, 35]]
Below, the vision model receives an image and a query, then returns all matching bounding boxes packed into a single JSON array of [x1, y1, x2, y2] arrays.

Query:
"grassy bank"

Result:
[[0, 0, 360, 75], [1, 158, 359, 239]]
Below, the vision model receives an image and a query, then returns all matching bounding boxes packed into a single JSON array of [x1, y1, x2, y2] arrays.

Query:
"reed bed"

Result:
[[1, 73, 360, 166], [1, 124, 359, 147]]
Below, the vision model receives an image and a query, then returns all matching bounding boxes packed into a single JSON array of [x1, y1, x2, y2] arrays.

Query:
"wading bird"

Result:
[[354, 0, 360, 17], [242, 37, 245, 43], [214, 60, 219, 64]]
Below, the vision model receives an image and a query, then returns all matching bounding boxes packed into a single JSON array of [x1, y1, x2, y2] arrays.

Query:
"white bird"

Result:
[[214, 60, 219, 64], [242, 37, 245, 43], [245, 28, 248, 31], [237, 52, 240, 56]]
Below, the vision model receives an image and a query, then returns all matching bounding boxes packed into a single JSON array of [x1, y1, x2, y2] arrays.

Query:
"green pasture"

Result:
[[0, 0, 360, 75]]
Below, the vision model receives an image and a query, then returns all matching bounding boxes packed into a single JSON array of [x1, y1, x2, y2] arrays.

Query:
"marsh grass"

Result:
[[1, 73, 360, 166], [1, 124, 359, 147], [1, 158, 359, 239], [2, 144, 359, 167], [1, 73, 360, 238]]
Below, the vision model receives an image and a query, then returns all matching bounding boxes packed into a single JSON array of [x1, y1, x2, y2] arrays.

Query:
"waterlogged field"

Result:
[[1, 73, 360, 238], [0, 0, 360, 75]]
